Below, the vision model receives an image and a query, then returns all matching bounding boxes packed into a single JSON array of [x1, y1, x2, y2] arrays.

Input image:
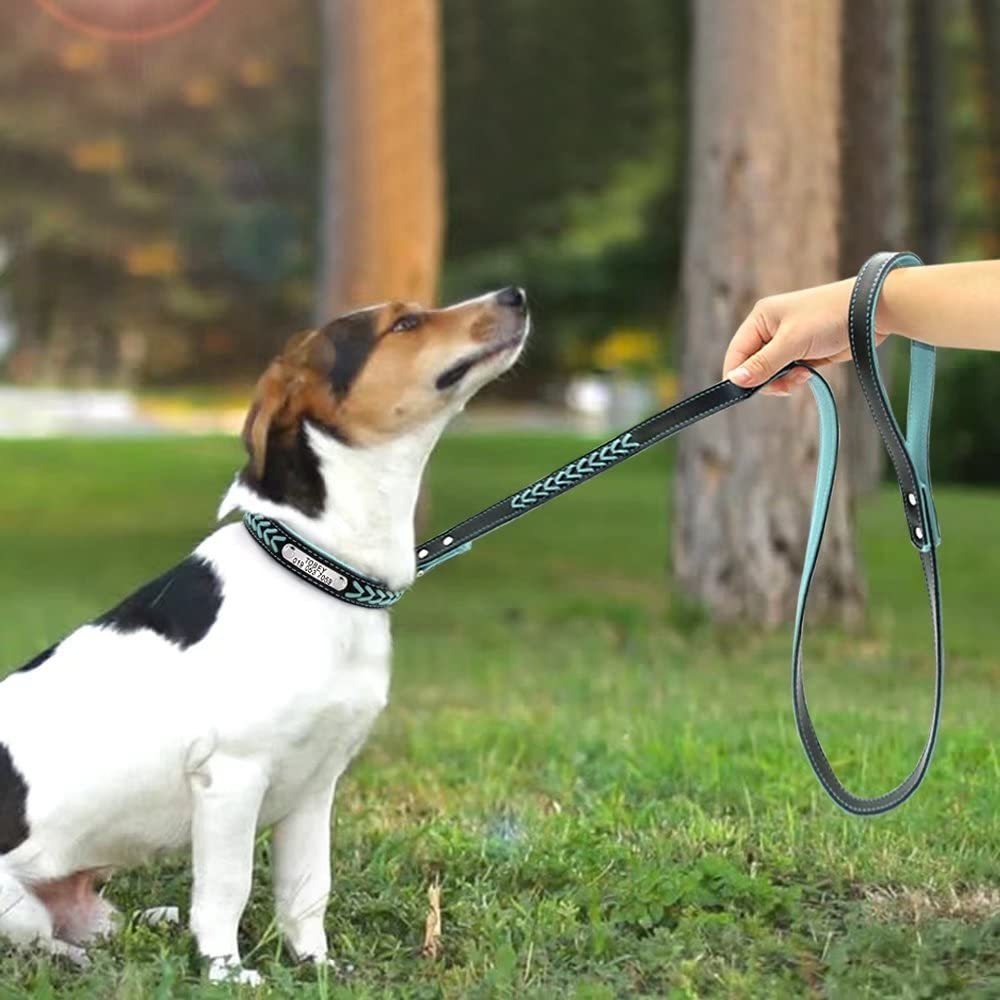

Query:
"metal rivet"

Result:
[[418, 548, 429, 558], [915, 526, 924, 541], [907, 492, 917, 507], [443, 536, 454, 546]]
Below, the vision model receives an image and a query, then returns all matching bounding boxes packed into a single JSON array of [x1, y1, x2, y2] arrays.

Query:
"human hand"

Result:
[[722, 277, 888, 395]]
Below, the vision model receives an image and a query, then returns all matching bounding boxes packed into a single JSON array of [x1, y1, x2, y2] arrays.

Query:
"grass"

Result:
[[0, 432, 999, 997]]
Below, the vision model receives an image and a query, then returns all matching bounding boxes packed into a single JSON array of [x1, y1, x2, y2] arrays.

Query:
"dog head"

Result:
[[241, 287, 529, 482]]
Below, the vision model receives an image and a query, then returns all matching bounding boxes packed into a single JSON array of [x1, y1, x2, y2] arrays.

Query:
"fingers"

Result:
[[725, 334, 798, 388], [762, 366, 813, 396], [722, 307, 770, 380]]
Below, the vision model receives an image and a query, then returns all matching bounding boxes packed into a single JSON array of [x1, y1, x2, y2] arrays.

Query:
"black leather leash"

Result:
[[790, 250, 943, 815], [246, 250, 943, 815], [414, 366, 811, 575]]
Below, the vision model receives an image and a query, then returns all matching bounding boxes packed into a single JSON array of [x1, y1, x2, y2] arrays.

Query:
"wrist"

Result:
[[875, 267, 908, 340]]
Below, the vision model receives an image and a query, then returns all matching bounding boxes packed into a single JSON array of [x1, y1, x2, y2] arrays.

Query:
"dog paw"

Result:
[[307, 955, 355, 978], [207, 956, 263, 986], [135, 905, 180, 928], [87, 895, 122, 940], [48, 940, 90, 968]]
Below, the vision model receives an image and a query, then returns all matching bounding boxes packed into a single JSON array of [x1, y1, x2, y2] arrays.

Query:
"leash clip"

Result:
[[416, 540, 473, 576], [912, 479, 941, 552]]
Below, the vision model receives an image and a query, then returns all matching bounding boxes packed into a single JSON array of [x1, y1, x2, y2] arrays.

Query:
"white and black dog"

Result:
[[0, 287, 529, 983]]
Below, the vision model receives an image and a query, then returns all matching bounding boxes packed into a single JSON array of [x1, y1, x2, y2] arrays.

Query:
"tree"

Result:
[[316, 0, 443, 316], [973, 0, 1000, 257], [838, 0, 905, 497], [909, 0, 952, 263], [674, 0, 862, 626], [0, 0, 319, 385]]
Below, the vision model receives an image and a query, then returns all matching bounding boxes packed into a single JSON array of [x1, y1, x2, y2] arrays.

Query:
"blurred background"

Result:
[[1, 1, 999, 608], [2, 0, 688, 435], [3, 0, 995, 464]]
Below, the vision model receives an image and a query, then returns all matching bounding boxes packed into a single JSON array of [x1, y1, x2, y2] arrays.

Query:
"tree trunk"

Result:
[[839, 0, 905, 497], [908, 0, 952, 263], [317, 0, 443, 533], [674, 0, 863, 627], [317, 0, 443, 316], [973, 0, 1000, 258]]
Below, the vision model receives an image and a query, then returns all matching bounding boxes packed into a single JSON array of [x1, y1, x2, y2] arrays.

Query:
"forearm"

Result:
[[877, 261, 1000, 351]]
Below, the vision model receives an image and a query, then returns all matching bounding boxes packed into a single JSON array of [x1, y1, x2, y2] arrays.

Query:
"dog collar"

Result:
[[243, 513, 406, 608]]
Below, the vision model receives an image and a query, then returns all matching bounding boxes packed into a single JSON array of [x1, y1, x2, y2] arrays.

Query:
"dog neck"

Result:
[[219, 416, 451, 591]]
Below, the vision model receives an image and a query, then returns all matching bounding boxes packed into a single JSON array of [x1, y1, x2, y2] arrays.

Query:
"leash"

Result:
[[246, 251, 942, 815], [791, 250, 942, 815]]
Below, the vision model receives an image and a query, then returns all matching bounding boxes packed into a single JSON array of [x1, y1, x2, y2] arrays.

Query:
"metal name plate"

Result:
[[281, 543, 348, 591]]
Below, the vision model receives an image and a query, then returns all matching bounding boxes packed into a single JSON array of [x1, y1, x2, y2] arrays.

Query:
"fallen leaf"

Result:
[[422, 877, 442, 960]]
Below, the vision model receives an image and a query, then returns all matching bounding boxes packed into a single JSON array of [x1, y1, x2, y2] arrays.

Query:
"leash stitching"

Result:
[[425, 388, 743, 551], [419, 382, 734, 550]]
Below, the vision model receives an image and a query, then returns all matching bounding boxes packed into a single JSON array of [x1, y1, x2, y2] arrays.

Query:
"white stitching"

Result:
[[795, 255, 941, 812], [425, 386, 744, 550], [854, 256, 920, 492], [849, 255, 925, 547], [793, 512, 942, 814], [795, 549, 941, 813], [419, 382, 734, 554]]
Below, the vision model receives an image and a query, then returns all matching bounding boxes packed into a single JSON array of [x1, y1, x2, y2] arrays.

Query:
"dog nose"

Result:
[[496, 286, 527, 310]]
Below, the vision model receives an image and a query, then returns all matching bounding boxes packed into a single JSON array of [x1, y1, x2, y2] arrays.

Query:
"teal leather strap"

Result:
[[791, 251, 943, 815]]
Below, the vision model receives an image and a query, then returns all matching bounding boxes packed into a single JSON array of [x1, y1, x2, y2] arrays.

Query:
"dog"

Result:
[[0, 287, 529, 983]]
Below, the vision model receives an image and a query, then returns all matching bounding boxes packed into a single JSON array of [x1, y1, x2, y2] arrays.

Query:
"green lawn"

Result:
[[0, 433, 999, 998]]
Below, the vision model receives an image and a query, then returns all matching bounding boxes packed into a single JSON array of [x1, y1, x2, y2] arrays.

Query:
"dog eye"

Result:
[[389, 314, 422, 333]]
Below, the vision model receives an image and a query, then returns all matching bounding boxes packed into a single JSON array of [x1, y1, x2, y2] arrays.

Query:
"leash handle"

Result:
[[791, 250, 944, 815], [417, 252, 942, 815]]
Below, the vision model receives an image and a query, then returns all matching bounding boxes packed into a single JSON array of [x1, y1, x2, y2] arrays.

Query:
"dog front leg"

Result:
[[188, 754, 268, 985], [271, 779, 337, 963]]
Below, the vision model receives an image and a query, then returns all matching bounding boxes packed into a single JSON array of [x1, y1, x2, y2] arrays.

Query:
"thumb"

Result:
[[726, 336, 794, 388]]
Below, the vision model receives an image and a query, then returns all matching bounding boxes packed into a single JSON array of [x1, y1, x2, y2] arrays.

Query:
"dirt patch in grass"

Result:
[[864, 885, 1000, 924]]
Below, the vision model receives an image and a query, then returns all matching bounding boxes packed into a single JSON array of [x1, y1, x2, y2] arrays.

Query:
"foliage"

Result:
[[0, 0, 688, 386], [3, 0, 996, 399], [924, 350, 1000, 484], [0, 1, 319, 384], [883, 334, 1000, 485], [442, 0, 688, 369], [1, 433, 999, 995]]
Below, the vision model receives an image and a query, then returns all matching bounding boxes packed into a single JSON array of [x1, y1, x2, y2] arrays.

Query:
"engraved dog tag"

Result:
[[281, 543, 348, 591]]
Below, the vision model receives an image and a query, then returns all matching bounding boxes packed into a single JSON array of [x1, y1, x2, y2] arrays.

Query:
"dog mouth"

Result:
[[435, 330, 526, 392]]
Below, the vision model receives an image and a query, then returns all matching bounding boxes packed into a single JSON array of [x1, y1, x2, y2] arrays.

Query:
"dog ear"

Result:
[[242, 363, 291, 480]]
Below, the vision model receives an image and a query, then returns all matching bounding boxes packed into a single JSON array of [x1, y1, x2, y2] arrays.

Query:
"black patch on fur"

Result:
[[436, 358, 475, 391], [238, 311, 378, 515], [16, 643, 58, 674], [93, 556, 223, 650], [323, 311, 379, 398], [240, 422, 328, 517], [0, 743, 29, 855]]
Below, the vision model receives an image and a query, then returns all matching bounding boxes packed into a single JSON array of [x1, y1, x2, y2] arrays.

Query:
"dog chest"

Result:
[[250, 620, 391, 823]]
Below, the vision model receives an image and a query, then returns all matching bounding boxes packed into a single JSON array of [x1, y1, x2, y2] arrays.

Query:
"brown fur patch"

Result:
[[242, 296, 516, 472]]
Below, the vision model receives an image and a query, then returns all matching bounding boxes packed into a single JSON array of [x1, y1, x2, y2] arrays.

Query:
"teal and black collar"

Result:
[[244, 513, 405, 608]]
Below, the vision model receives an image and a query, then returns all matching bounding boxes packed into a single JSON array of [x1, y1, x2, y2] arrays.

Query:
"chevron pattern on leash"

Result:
[[510, 432, 639, 510]]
